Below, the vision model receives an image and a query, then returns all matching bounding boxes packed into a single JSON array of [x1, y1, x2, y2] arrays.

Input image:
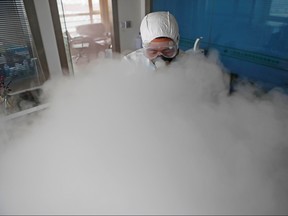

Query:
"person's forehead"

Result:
[[151, 37, 173, 43], [147, 38, 176, 48]]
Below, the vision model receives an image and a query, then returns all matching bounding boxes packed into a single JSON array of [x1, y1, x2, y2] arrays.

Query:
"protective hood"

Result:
[[140, 11, 179, 46]]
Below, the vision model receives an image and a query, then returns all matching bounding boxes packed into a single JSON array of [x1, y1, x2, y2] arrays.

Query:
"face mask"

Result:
[[152, 50, 178, 67], [152, 57, 168, 69], [160, 55, 175, 63]]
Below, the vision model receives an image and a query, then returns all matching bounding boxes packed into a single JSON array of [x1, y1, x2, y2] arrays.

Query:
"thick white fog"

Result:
[[0, 52, 288, 215]]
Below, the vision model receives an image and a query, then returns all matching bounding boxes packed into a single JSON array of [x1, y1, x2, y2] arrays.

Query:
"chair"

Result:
[[76, 23, 112, 54], [66, 31, 91, 63]]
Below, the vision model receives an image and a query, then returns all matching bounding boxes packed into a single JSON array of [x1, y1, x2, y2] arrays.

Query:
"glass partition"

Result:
[[0, 0, 47, 116], [152, 0, 288, 91]]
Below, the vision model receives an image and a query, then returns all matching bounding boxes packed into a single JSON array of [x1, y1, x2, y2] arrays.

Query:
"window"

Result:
[[57, 0, 101, 35], [55, 0, 113, 74], [270, 0, 288, 18], [0, 0, 46, 89], [0, 0, 47, 115]]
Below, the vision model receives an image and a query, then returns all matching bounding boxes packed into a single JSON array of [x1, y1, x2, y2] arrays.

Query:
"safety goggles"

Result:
[[143, 41, 178, 60]]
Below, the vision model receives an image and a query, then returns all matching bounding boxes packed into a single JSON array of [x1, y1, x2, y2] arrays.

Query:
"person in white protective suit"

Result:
[[124, 11, 231, 92], [124, 11, 186, 70]]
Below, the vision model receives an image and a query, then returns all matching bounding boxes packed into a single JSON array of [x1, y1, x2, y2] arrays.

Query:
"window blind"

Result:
[[0, 0, 45, 92], [0, 0, 31, 51]]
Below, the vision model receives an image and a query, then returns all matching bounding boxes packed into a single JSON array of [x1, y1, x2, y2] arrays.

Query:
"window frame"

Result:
[[22, 0, 50, 80]]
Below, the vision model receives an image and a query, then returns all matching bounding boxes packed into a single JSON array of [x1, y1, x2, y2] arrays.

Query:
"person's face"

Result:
[[143, 37, 178, 62]]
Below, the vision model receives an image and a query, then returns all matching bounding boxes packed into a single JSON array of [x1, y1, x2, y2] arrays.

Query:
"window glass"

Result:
[[58, 0, 101, 34], [0, 0, 46, 115], [92, 0, 100, 12], [59, 0, 89, 15]]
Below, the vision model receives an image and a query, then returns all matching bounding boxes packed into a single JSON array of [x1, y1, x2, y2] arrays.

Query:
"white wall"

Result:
[[117, 0, 146, 54], [33, 0, 62, 79]]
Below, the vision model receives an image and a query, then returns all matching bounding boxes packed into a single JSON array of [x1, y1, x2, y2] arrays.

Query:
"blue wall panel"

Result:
[[152, 0, 288, 91]]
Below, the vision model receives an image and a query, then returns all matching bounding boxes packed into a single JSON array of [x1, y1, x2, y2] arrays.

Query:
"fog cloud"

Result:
[[0, 53, 288, 215]]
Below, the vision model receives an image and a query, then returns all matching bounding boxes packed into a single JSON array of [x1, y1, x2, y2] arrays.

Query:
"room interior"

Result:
[[1, 1, 288, 214], [0, 0, 287, 117]]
